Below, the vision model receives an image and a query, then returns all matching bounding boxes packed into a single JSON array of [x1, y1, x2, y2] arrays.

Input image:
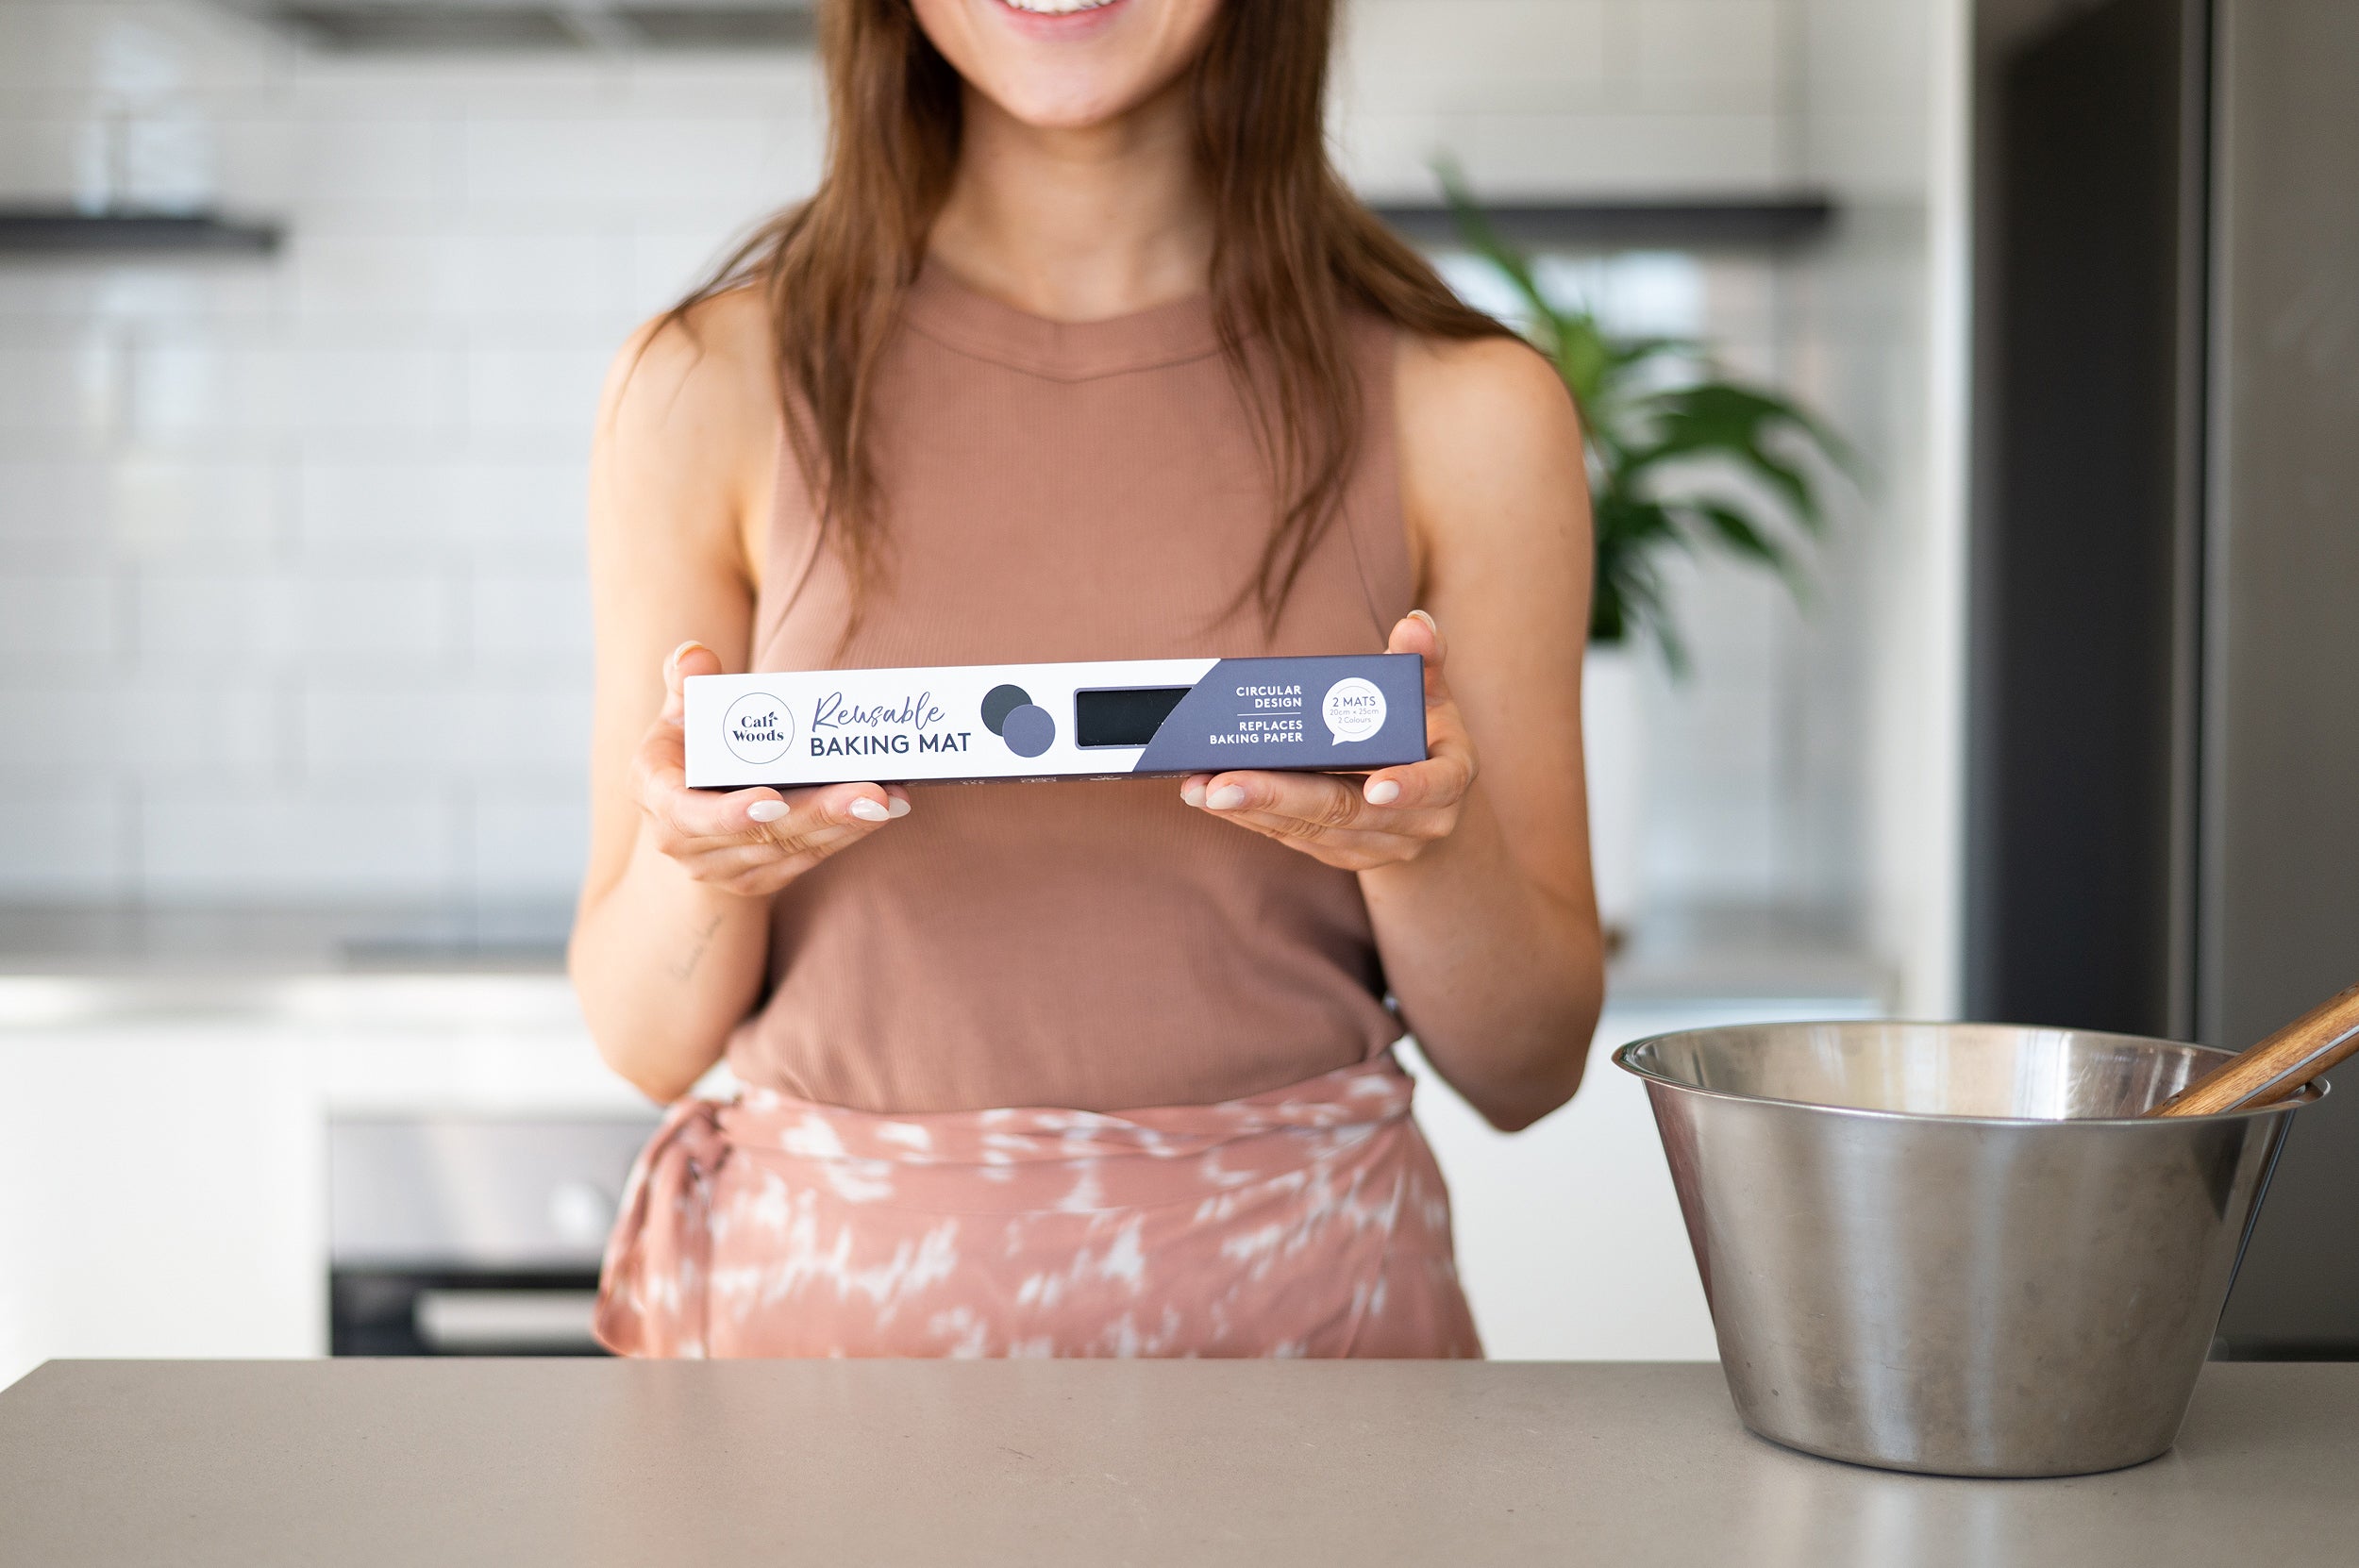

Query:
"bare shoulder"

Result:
[[1396, 330, 1577, 438], [593, 286, 778, 563], [1393, 329, 1588, 580], [600, 286, 778, 451]]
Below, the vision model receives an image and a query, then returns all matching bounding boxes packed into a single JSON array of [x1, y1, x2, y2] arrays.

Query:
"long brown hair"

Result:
[[674, 0, 1508, 627]]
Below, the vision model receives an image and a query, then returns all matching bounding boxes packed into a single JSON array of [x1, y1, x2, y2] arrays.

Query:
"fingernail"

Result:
[[667, 639, 704, 674], [847, 797, 890, 823], [1407, 609, 1437, 635], [1365, 779, 1402, 806], [1205, 785, 1246, 810], [885, 796, 912, 819], [1180, 781, 1206, 808], [746, 799, 787, 824]]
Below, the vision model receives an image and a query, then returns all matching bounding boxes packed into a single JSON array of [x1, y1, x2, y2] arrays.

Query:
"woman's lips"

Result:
[[988, 0, 1131, 40]]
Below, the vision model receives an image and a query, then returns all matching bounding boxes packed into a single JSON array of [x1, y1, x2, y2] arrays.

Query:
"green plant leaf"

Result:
[[1432, 162, 1857, 676], [1627, 384, 1840, 531], [1685, 501, 1815, 606]]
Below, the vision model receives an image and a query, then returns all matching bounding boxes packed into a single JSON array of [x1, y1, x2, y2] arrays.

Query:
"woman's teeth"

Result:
[[999, 0, 1119, 14]]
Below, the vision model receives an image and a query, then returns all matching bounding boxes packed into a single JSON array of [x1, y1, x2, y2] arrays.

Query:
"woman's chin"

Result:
[[979, 86, 1138, 133]]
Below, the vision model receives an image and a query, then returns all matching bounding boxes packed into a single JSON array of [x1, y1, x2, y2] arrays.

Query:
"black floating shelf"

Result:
[[0, 209, 285, 258], [1372, 196, 1836, 251]]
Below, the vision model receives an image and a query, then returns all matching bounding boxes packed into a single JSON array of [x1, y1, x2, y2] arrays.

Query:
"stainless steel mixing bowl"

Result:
[[1614, 1021, 2322, 1477]]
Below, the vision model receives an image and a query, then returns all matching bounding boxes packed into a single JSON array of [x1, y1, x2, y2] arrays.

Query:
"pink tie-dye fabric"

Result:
[[593, 1050, 1481, 1359]]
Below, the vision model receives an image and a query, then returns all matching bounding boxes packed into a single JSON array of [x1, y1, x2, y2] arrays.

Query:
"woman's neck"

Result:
[[926, 76, 1213, 323]]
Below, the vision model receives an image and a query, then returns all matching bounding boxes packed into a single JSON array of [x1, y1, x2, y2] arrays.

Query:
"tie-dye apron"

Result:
[[593, 1048, 1481, 1359]]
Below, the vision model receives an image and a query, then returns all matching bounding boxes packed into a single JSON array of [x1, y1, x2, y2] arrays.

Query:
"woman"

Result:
[[574, 0, 1603, 1359]]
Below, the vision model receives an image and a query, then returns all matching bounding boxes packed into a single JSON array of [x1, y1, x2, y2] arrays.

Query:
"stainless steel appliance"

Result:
[[328, 1115, 656, 1356], [1618, 1020, 2317, 1476], [1971, 0, 2359, 1354]]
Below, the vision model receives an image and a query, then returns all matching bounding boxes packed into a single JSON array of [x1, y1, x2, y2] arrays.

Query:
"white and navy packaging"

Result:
[[685, 654, 1427, 788]]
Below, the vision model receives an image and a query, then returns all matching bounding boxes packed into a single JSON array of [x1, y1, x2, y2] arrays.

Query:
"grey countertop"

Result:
[[1, 1359, 2349, 1566]]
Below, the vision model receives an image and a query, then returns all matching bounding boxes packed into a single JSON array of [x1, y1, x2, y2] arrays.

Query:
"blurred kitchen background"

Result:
[[3, 0, 2351, 1385]]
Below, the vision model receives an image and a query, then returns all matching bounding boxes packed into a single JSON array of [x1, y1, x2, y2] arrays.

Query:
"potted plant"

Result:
[[1444, 175, 1855, 942]]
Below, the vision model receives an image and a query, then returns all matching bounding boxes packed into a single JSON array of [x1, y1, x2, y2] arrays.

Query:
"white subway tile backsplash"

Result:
[[5, 0, 290, 96], [620, 55, 820, 116], [110, 456, 281, 562], [299, 676, 587, 783], [0, 676, 278, 786], [442, 231, 636, 320], [1464, 109, 1791, 192], [291, 232, 448, 317], [294, 459, 454, 559], [285, 113, 448, 208], [121, 337, 269, 439], [301, 679, 468, 782], [461, 681, 591, 780], [469, 574, 590, 664], [627, 228, 751, 316], [141, 788, 461, 901], [0, 791, 131, 899], [0, 460, 110, 547], [0, 685, 108, 782], [285, 570, 455, 662], [0, 117, 90, 205], [0, 342, 121, 439], [447, 459, 589, 559], [1637, 1, 1787, 102], [1344, 0, 1610, 106], [462, 344, 610, 436], [470, 790, 589, 900], [129, 572, 278, 661], [129, 568, 453, 669], [457, 115, 783, 210], [286, 343, 460, 435], [0, 265, 276, 326], [0, 0, 1875, 911], [294, 453, 576, 569], [0, 575, 117, 660]]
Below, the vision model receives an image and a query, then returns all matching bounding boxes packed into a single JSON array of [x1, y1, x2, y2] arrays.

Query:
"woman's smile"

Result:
[[990, 0, 1132, 37]]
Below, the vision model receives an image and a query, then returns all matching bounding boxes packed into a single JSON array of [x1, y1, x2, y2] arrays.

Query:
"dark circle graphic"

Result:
[[1000, 703, 1055, 759], [980, 684, 1031, 737]]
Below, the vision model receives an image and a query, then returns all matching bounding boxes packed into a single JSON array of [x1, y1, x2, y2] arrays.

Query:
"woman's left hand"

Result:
[[1180, 610, 1476, 872]]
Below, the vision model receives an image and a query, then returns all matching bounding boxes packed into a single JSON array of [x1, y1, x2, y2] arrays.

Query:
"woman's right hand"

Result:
[[634, 641, 911, 896]]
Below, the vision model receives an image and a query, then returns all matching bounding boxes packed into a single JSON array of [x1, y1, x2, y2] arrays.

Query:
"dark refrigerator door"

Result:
[[2200, 0, 2359, 1357], [1972, 0, 2359, 1353], [1968, 0, 2204, 1038]]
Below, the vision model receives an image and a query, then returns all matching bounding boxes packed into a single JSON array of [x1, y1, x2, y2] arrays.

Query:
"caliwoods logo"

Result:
[[723, 692, 795, 763]]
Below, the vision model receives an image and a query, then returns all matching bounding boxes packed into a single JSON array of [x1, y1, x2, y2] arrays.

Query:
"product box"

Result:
[[685, 653, 1426, 788]]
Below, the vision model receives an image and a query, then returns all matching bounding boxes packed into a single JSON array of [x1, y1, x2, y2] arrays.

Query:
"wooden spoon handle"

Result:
[[2150, 981, 2359, 1116]]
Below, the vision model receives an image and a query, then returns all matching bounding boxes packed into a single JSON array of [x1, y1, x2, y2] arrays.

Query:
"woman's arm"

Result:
[[1375, 334, 1602, 1127], [1180, 334, 1603, 1130], [569, 293, 910, 1103]]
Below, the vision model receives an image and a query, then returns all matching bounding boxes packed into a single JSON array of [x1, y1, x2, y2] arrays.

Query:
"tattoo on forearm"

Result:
[[667, 910, 726, 984]]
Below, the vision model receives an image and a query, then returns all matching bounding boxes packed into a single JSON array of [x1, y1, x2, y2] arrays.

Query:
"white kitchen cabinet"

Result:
[[1, 976, 1872, 1387], [0, 976, 648, 1391], [1408, 997, 1880, 1361], [0, 1025, 325, 1385]]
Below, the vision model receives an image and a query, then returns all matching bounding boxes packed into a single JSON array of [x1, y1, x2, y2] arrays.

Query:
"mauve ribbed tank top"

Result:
[[726, 262, 1414, 1113]]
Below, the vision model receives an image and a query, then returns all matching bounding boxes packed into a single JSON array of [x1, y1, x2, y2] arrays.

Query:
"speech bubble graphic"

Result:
[[1321, 676, 1387, 746]]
